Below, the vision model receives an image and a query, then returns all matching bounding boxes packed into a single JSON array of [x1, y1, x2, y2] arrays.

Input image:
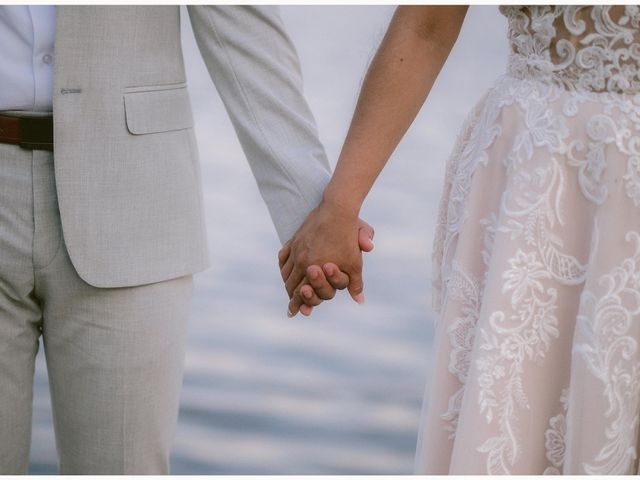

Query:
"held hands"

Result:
[[278, 200, 374, 317]]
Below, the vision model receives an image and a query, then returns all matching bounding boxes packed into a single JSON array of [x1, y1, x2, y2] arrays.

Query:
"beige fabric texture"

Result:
[[52, 6, 330, 288], [0, 144, 193, 474]]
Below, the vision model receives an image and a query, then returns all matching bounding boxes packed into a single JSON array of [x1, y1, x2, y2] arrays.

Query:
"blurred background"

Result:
[[29, 5, 508, 474]]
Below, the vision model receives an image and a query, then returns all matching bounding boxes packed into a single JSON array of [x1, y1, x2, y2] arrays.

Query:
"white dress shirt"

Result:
[[0, 6, 56, 112]]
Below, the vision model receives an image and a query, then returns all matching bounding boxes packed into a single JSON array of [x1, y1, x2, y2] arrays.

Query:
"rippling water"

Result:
[[27, 6, 507, 474]]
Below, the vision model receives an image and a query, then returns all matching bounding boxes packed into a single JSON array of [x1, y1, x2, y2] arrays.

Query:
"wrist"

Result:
[[321, 183, 362, 218]]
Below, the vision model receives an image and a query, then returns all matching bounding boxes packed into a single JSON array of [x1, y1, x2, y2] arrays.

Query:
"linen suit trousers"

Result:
[[0, 142, 194, 473]]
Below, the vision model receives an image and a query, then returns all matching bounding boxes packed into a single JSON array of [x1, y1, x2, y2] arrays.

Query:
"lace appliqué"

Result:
[[500, 6, 640, 94], [432, 90, 502, 314], [624, 154, 640, 206], [474, 150, 586, 473], [440, 262, 481, 439], [543, 387, 570, 474], [574, 231, 640, 474]]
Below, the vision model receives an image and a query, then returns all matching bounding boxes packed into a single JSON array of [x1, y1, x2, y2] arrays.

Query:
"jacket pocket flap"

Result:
[[124, 86, 194, 135]]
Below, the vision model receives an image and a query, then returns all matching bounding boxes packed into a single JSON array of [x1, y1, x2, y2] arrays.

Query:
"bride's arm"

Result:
[[325, 5, 468, 214], [283, 6, 469, 315]]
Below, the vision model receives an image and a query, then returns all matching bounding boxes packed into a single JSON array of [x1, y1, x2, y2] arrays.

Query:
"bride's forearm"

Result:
[[323, 6, 468, 215]]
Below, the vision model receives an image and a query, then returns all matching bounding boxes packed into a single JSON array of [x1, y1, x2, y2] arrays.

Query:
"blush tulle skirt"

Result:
[[414, 74, 640, 475]]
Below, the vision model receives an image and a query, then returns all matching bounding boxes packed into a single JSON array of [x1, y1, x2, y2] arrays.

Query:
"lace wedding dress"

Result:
[[415, 5, 640, 474]]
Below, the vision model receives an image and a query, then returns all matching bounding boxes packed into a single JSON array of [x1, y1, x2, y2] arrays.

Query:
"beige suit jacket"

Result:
[[52, 6, 330, 288]]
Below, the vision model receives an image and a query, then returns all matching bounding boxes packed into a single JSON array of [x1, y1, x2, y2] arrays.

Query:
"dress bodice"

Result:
[[499, 5, 640, 93]]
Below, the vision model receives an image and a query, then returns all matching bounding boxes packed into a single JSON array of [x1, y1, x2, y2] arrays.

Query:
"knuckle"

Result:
[[308, 297, 321, 307], [333, 278, 347, 290], [319, 289, 335, 300]]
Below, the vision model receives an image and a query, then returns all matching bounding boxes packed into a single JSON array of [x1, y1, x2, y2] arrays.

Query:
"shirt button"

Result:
[[42, 54, 53, 65]]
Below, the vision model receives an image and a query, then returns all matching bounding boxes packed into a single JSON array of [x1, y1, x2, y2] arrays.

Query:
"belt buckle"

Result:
[[19, 116, 54, 152]]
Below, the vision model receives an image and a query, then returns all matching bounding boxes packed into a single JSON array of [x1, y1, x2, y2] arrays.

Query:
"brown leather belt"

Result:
[[0, 114, 54, 152]]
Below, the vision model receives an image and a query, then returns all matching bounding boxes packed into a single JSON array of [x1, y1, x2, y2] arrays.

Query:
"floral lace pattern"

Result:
[[543, 388, 569, 474], [500, 6, 640, 93], [418, 5, 640, 475], [440, 261, 481, 439], [573, 231, 640, 474]]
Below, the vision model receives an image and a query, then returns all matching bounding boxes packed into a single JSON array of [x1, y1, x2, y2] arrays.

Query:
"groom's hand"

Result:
[[295, 222, 374, 315], [279, 219, 374, 317]]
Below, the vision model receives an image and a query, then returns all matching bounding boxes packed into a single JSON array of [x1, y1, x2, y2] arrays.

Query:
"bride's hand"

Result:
[[278, 200, 368, 316]]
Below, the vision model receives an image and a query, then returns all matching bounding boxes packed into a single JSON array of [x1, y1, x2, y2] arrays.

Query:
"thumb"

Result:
[[357, 220, 375, 253], [347, 270, 365, 305]]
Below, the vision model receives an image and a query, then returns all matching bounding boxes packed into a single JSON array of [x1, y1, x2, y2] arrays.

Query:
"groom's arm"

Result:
[[186, 5, 330, 244]]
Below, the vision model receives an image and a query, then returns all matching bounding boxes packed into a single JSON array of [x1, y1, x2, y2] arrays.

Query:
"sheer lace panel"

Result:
[[500, 6, 640, 93]]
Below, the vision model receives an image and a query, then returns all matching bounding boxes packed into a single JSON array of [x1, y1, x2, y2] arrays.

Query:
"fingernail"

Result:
[[310, 269, 319, 280], [355, 293, 365, 305], [287, 309, 294, 318], [303, 289, 312, 299]]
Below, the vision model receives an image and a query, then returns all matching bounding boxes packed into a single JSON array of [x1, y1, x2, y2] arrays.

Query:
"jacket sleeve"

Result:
[[186, 6, 331, 244]]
